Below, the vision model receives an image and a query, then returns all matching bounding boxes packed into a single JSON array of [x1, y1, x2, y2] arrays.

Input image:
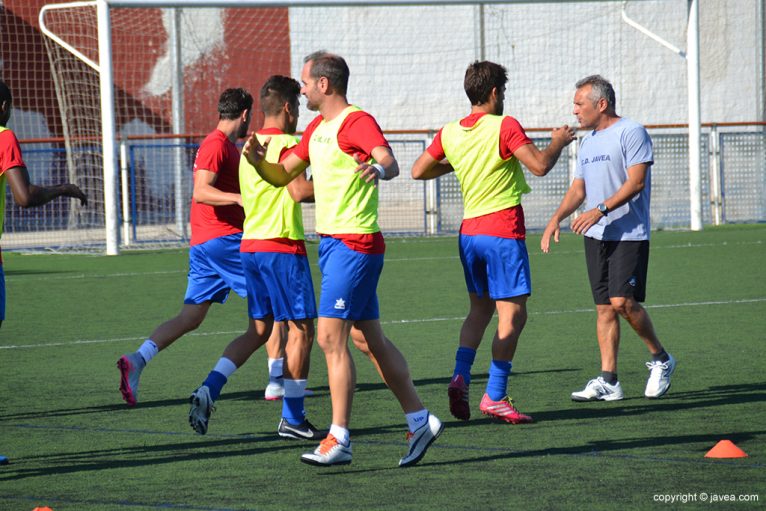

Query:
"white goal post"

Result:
[[37, 0, 703, 255]]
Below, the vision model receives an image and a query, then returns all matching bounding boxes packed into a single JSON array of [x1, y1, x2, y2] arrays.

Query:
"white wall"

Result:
[[288, 0, 762, 131]]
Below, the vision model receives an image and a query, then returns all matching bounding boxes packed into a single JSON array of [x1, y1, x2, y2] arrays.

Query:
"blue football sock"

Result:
[[453, 347, 477, 384], [282, 397, 306, 425], [202, 370, 228, 401], [486, 360, 512, 401], [282, 379, 307, 424]]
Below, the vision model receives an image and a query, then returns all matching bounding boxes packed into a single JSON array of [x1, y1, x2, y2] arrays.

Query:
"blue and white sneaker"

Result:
[[189, 385, 214, 435], [645, 353, 677, 398], [117, 352, 146, 407], [399, 413, 444, 467]]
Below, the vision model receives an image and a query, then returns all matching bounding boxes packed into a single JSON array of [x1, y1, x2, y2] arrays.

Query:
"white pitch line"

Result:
[[2, 297, 763, 350], [7, 239, 762, 283], [4, 269, 187, 283]]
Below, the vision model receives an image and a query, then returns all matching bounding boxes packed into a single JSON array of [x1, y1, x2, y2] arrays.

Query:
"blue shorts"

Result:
[[0, 263, 5, 321], [184, 233, 247, 304], [318, 236, 383, 320], [459, 234, 531, 300], [241, 251, 317, 321]]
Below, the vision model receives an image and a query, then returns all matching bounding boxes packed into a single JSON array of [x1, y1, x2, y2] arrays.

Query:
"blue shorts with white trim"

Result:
[[459, 234, 531, 300], [241, 251, 317, 321], [184, 233, 247, 304], [317, 236, 382, 320]]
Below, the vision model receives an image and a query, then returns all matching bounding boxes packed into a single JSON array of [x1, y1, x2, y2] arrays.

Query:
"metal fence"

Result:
[[3, 125, 765, 251]]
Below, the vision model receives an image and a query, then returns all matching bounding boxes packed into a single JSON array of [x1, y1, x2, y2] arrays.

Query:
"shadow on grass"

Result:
[[319, 428, 766, 475], [0, 434, 300, 481], [0, 369, 575, 422]]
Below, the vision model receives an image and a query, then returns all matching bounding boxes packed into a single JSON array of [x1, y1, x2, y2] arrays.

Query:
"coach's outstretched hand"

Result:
[[541, 218, 560, 253]]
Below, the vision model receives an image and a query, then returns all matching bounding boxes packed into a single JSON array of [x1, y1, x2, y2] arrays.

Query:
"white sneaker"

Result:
[[645, 353, 676, 398], [188, 385, 214, 435], [265, 382, 315, 400], [571, 377, 624, 401], [300, 434, 352, 466], [399, 413, 444, 467], [264, 381, 285, 401]]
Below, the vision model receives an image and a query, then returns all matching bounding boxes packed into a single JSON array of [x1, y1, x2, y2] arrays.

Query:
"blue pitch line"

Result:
[[6, 422, 764, 470], [1, 495, 243, 511]]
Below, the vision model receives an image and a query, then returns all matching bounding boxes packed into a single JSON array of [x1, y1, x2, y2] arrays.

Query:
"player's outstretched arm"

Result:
[[514, 125, 576, 177], [411, 151, 454, 181], [5, 166, 87, 208], [541, 179, 585, 253], [242, 132, 307, 187]]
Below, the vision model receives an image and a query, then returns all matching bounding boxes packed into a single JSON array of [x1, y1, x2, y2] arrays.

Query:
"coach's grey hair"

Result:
[[576, 75, 616, 110], [304, 50, 350, 96]]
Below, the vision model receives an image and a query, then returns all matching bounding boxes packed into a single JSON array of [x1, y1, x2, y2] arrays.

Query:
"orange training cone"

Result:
[[705, 440, 748, 458]]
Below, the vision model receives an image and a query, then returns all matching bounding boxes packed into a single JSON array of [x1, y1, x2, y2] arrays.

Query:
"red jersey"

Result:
[[293, 110, 390, 254], [189, 129, 245, 246], [427, 113, 532, 239], [0, 128, 26, 173], [0, 127, 26, 245]]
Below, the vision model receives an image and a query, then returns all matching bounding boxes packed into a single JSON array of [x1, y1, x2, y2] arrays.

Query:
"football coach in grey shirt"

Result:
[[541, 74, 676, 403]]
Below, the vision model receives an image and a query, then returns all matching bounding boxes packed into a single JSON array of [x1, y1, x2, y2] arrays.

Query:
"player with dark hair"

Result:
[[187, 75, 321, 439], [412, 60, 574, 423], [0, 80, 87, 328], [117, 88, 254, 407], [243, 51, 443, 467], [257, 76, 310, 401], [542, 74, 676, 401]]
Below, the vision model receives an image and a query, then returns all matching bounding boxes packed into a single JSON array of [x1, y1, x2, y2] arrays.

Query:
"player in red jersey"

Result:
[[244, 52, 442, 468], [412, 61, 574, 423], [117, 88, 255, 407], [0, 80, 87, 329]]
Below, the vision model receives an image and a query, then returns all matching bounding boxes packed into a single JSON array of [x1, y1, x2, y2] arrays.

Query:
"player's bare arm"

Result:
[[541, 179, 585, 253], [286, 172, 315, 203], [242, 132, 308, 187], [411, 151, 454, 180], [513, 125, 575, 176], [5, 166, 87, 207], [354, 146, 399, 184], [570, 162, 648, 235], [193, 168, 242, 207]]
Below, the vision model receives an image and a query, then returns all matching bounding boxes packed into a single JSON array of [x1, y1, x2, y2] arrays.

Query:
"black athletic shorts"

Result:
[[583, 237, 649, 305]]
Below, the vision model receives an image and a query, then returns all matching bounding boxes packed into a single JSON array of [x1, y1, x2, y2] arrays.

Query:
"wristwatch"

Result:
[[597, 203, 609, 216]]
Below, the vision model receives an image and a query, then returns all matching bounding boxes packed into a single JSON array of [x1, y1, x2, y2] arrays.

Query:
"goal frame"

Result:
[[39, 0, 703, 254]]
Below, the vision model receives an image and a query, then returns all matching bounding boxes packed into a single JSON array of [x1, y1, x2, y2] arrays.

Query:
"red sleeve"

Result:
[[425, 128, 446, 161], [278, 145, 293, 162], [0, 130, 26, 174], [292, 115, 323, 162], [337, 111, 390, 162], [193, 134, 226, 175], [499, 116, 532, 160]]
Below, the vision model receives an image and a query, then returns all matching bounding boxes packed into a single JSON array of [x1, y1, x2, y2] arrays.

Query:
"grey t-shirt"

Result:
[[574, 117, 653, 241]]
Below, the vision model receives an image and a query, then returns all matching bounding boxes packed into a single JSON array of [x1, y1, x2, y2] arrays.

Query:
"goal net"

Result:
[[3, 0, 733, 251]]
